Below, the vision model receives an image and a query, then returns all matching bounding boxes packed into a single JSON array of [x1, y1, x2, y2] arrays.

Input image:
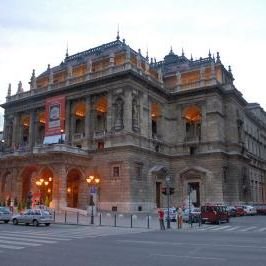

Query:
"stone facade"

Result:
[[0, 37, 265, 212]]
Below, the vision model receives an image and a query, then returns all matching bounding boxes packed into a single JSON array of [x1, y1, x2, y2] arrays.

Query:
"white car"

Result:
[[242, 205, 256, 215]]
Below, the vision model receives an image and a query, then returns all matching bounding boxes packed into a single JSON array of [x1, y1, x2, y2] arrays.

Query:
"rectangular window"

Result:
[[113, 166, 120, 177], [136, 164, 142, 179]]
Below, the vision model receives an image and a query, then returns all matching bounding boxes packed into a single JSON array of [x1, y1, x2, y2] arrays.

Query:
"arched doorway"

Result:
[[179, 167, 210, 208], [20, 166, 38, 202], [66, 169, 82, 208], [34, 168, 54, 207]]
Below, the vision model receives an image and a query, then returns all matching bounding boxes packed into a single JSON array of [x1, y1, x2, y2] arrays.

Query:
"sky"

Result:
[[0, 0, 266, 125]]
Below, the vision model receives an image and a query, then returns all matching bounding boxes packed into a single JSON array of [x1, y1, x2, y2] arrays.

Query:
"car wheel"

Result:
[[33, 220, 39, 227], [201, 220, 206, 224], [25, 223, 29, 226], [216, 219, 221, 225], [226, 218, 229, 223], [13, 219, 18, 225], [45, 223, 50, 226], [4, 220, 9, 224]]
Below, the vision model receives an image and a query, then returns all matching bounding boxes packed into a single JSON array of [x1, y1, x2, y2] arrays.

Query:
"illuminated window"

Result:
[[183, 105, 201, 141]]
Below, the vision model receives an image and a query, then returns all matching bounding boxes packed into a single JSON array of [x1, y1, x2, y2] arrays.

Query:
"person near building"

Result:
[[158, 208, 165, 230], [176, 206, 183, 229]]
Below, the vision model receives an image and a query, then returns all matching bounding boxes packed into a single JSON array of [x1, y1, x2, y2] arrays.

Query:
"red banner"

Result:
[[45, 95, 65, 136]]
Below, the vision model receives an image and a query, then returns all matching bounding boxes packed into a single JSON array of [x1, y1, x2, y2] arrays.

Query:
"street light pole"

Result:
[[188, 184, 192, 227], [166, 175, 171, 229], [86, 175, 100, 225]]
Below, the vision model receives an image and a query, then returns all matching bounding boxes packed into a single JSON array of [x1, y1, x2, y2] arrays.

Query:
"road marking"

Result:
[[209, 226, 231, 231], [150, 253, 226, 261], [258, 227, 266, 232], [239, 226, 257, 232], [197, 226, 218, 231], [0, 232, 71, 241], [0, 240, 41, 247], [224, 226, 241, 231], [0, 244, 24, 250], [0, 236, 57, 244]]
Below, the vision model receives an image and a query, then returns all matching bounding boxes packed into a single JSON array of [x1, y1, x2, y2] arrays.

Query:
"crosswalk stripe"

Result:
[[257, 227, 266, 232], [0, 236, 57, 244], [0, 240, 41, 247], [224, 226, 241, 231], [0, 232, 72, 241], [209, 226, 231, 231], [0, 244, 24, 250], [197, 226, 218, 231], [239, 226, 257, 232]]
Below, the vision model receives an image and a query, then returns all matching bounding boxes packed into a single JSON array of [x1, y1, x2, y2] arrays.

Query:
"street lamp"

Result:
[[60, 129, 64, 144], [86, 175, 100, 224], [165, 175, 171, 229]]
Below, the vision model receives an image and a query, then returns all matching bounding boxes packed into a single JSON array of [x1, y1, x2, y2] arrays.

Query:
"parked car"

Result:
[[12, 209, 53, 226], [0, 207, 12, 223], [255, 205, 266, 215], [201, 205, 229, 224], [235, 206, 245, 216], [163, 207, 177, 222], [183, 208, 201, 223], [242, 205, 257, 215], [226, 206, 237, 217]]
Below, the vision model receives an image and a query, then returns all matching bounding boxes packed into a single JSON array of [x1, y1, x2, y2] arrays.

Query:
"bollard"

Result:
[[64, 211, 67, 224], [53, 210, 56, 222], [77, 212, 79, 224], [147, 215, 150, 229], [130, 214, 133, 228], [114, 213, 117, 227], [99, 213, 102, 226]]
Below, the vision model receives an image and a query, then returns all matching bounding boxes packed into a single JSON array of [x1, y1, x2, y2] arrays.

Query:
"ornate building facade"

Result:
[[0, 35, 266, 212]]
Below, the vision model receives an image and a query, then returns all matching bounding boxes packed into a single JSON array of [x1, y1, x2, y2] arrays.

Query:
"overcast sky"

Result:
[[0, 0, 266, 116]]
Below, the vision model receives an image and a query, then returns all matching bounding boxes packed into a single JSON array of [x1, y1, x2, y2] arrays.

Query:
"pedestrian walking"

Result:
[[158, 208, 165, 230], [176, 207, 183, 229]]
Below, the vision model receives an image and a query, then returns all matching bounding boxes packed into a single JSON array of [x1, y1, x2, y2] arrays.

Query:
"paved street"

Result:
[[0, 215, 265, 266]]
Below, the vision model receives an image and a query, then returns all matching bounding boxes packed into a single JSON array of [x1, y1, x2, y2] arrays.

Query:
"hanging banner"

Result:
[[43, 95, 65, 144]]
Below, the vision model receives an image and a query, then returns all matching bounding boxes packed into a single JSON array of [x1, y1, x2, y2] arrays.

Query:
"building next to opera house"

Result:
[[0, 33, 265, 213]]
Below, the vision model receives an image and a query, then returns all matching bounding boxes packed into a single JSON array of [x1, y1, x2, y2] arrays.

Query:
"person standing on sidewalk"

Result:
[[176, 206, 183, 229], [158, 208, 165, 230]]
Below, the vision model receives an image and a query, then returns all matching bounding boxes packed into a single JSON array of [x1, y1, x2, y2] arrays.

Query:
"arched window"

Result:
[[183, 105, 201, 141]]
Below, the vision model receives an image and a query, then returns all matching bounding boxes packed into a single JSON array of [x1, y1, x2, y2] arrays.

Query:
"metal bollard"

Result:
[[53, 210, 56, 222], [99, 213, 102, 226], [130, 214, 133, 228], [114, 213, 117, 227], [77, 212, 79, 224], [64, 211, 67, 224], [147, 215, 150, 229]]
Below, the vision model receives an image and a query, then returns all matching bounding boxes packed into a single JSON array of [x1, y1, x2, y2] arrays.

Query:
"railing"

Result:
[[52, 210, 156, 229]]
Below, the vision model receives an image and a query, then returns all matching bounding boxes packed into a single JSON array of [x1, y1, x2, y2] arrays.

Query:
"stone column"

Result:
[[106, 92, 112, 132], [123, 89, 132, 132], [29, 111, 36, 148], [51, 164, 67, 211], [85, 96, 90, 138], [65, 100, 71, 143], [12, 114, 19, 148]]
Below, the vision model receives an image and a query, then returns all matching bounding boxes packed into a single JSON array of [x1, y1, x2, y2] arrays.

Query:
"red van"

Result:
[[201, 205, 229, 224]]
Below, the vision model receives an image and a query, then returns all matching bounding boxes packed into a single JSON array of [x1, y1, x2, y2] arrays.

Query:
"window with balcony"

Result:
[[183, 105, 201, 141], [151, 103, 161, 138]]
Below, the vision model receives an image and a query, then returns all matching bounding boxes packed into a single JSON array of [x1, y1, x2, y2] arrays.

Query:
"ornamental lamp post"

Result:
[[86, 175, 100, 225]]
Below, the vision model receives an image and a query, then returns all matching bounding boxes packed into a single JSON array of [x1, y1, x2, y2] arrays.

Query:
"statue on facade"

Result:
[[132, 99, 139, 131], [114, 98, 124, 130]]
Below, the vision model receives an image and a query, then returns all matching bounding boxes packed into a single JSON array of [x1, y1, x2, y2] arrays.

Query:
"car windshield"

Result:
[[0, 207, 10, 213]]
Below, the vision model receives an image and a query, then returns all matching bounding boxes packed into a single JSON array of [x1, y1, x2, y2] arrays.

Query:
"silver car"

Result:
[[0, 207, 12, 223], [12, 209, 53, 226]]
